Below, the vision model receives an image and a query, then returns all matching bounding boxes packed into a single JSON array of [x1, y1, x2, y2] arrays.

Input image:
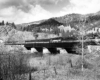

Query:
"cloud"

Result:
[[37, 0, 63, 5], [0, 0, 69, 12], [0, 0, 100, 24], [0, 5, 52, 24], [58, 0, 100, 16], [0, 0, 68, 24], [0, 0, 63, 9], [0, 0, 32, 12]]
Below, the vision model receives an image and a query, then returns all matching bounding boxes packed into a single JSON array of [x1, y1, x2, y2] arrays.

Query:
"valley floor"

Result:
[[24, 53, 100, 80], [0, 49, 100, 80]]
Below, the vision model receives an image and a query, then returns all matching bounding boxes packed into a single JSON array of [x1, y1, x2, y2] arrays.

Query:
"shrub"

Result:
[[0, 53, 37, 80]]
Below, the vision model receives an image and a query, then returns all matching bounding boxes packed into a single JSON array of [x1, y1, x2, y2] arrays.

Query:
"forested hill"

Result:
[[16, 12, 100, 32], [1, 11, 100, 42]]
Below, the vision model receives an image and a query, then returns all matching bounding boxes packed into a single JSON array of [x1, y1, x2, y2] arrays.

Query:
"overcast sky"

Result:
[[0, 0, 100, 24]]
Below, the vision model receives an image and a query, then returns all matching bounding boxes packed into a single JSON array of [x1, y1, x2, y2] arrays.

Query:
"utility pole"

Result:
[[29, 72, 32, 80], [79, 25, 84, 72], [79, 17, 86, 72], [81, 28, 84, 72]]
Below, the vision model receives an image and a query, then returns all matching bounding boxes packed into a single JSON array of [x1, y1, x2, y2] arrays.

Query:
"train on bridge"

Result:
[[5, 37, 100, 55]]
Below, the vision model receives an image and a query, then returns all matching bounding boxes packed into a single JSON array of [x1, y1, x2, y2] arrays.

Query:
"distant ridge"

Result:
[[16, 11, 100, 31]]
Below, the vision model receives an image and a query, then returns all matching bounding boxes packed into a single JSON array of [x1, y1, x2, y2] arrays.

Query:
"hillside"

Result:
[[1, 11, 100, 42], [16, 12, 100, 35]]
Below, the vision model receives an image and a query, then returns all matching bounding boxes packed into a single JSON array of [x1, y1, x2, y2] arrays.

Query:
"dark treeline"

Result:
[[0, 20, 16, 29], [0, 20, 5, 25], [19, 18, 63, 31]]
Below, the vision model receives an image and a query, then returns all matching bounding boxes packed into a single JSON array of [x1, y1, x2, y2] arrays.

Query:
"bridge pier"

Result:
[[43, 48, 50, 55], [35, 47, 43, 53], [31, 48, 37, 53], [57, 48, 68, 54], [64, 48, 80, 55], [47, 48, 60, 54]]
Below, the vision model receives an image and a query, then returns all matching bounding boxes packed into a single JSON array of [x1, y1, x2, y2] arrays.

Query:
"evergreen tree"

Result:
[[6, 22, 9, 25], [12, 22, 16, 28], [1, 20, 4, 25]]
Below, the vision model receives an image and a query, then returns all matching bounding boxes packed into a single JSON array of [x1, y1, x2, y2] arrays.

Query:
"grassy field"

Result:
[[28, 53, 100, 80], [0, 50, 100, 80]]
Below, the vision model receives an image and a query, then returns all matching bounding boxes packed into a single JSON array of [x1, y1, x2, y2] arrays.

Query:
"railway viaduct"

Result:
[[5, 37, 99, 55]]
